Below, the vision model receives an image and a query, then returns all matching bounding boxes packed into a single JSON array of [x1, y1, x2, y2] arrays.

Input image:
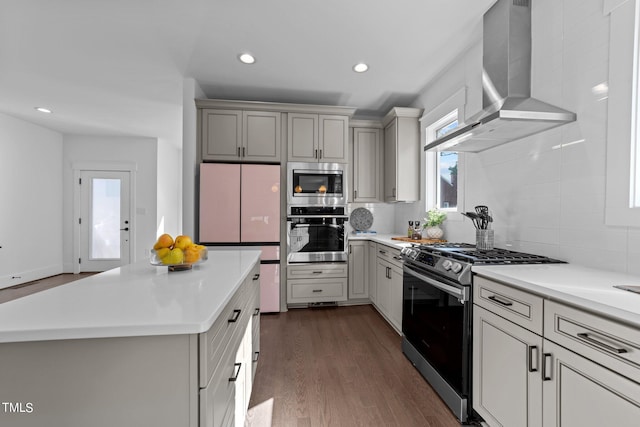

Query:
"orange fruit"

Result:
[[184, 245, 201, 263], [153, 233, 174, 250]]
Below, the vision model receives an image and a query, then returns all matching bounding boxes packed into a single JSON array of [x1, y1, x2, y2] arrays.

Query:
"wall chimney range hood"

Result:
[[425, 0, 576, 153]]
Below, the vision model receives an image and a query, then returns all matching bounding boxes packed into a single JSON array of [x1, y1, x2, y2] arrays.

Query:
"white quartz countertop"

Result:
[[348, 233, 415, 249], [0, 249, 261, 343], [473, 264, 640, 327]]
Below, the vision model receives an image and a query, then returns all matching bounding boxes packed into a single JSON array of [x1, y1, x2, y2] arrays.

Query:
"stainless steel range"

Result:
[[400, 243, 563, 423]]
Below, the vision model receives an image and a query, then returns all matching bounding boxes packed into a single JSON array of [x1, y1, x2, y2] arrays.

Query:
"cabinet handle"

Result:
[[312, 271, 323, 274], [229, 362, 242, 382], [253, 273, 260, 281], [237, 147, 241, 157], [315, 149, 318, 159], [253, 308, 260, 316], [228, 309, 241, 323], [576, 332, 628, 354], [386, 267, 391, 279], [393, 188, 396, 198], [379, 250, 387, 255], [242, 147, 245, 157], [528, 346, 538, 372], [253, 351, 260, 363], [312, 289, 323, 293], [542, 353, 552, 381], [354, 190, 357, 199], [319, 149, 322, 159], [487, 295, 514, 306], [393, 256, 402, 261]]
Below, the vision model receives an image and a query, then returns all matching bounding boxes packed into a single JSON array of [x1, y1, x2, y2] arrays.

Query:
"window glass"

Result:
[[438, 152, 458, 209]]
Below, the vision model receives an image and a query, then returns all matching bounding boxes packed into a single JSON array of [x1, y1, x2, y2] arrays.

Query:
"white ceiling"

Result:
[[0, 0, 495, 146]]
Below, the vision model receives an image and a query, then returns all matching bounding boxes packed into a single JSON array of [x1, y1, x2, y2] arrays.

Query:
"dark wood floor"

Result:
[[0, 273, 97, 304], [249, 305, 461, 427]]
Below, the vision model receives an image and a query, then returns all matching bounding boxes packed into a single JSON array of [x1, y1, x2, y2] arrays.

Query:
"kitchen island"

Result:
[[0, 249, 261, 427]]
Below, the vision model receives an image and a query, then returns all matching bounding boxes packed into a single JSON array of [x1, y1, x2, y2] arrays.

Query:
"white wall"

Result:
[[0, 113, 64, 288], [402, 0, 640, 274], [157, 139, 181, 237], [62, 136, 158, 271], [182, 78, 206, 238]]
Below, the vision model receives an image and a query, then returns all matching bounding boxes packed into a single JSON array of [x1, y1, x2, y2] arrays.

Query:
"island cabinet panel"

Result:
[[0, 334, 199, 427]]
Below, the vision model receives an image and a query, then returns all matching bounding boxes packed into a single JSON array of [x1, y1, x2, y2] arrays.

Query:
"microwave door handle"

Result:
[[403, 266, 468, 302]]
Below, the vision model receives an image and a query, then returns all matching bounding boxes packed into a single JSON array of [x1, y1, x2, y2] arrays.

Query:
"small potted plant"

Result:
[[423, 209, 447, 239]]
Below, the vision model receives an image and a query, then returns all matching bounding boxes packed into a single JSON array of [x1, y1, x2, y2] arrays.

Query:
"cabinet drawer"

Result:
[[544, 300, 640, 383], [199, 345, 237, 427], [287, 278, 348, 303], [287, 263, 348, 279], [474, 276, 543, 335], [199, 267, 256, 388], [376, 243, 402, 267]]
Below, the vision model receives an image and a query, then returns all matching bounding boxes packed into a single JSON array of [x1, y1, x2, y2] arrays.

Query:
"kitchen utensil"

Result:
[[350, 207, 374, 231], [462, 212, 481, 229]]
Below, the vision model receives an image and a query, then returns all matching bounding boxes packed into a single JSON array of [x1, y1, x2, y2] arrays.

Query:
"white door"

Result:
[[79, 171, 131, 271]]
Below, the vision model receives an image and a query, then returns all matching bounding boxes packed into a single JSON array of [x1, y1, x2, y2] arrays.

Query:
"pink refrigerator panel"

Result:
[[199, 164, 241, 242], [260, 245, 280, 261], [260, 263, 280, 313], [240, 164, 280, 242]]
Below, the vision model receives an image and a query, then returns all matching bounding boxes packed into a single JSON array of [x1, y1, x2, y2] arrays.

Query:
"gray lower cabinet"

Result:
[[348, 241, 368, 300], [286, 263, 348, 304], [373, 243, 402, 333], [473, 275, 640, 427]]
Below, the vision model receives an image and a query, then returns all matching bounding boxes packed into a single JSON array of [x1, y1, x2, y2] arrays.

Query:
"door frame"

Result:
[[72, 162, 137, 274]]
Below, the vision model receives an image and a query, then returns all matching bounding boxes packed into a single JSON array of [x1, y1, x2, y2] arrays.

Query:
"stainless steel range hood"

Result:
[[425, 0, 576, 153]]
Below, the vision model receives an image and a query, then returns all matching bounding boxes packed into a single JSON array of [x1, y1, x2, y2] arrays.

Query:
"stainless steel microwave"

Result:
[[286, 162, 347, 206]]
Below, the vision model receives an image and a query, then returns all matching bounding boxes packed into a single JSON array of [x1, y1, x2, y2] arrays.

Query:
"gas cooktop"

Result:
[[400, 242, 565, 286], [419, 243, 564, 265]]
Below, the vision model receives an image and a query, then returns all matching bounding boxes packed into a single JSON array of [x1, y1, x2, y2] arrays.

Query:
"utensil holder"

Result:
[[476, 229, 494, 250]]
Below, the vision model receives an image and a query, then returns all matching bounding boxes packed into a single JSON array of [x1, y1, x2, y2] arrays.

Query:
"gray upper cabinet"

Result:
[[288, 113, 349, 163], [352, 125, 382, 202], [201, 108, 281, 162], [382, 107, 422, 202]]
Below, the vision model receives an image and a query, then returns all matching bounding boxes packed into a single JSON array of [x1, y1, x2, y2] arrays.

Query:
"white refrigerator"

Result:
[[199, 163, 281, 313]]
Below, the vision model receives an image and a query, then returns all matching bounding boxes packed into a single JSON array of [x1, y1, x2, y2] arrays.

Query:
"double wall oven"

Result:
[[286, 162, 348, 263], [400, 243, 563, 423]]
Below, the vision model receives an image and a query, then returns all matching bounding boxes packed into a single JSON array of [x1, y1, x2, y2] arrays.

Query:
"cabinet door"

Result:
[[473, 305, 543, 427], [376, 259, 391, 316], [242, 111, 281, 162], [383, 120, 398, 202], [199, 163, 241, 243], [388, 263, 403, 332], [239, 164, 280, 242], [348, 241, 368, 299], [202, 109, 242, 161], [368, 241, 377, 304], [319, 115, 348, 163], [353, 128, 382, 202], [542, 339, 640, 427], [395, 116, 419, 202], [288, 113, 318, 162]]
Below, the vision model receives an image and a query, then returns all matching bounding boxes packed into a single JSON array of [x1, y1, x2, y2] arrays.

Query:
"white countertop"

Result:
[[473, 264, 640, 327], [0, 249, 261, 343], [348, 233, 415, 249]]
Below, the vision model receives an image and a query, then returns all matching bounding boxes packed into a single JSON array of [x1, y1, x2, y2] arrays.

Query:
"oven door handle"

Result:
[[403, 266, 469, 302]]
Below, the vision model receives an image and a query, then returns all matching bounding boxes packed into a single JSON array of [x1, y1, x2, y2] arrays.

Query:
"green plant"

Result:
[[424, 209, 447, 227]]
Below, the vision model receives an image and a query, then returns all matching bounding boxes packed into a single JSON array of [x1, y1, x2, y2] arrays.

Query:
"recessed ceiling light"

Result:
[[353, 63, 369, 73], [238, 53, 256, 64], [35, 107, 52, 114]]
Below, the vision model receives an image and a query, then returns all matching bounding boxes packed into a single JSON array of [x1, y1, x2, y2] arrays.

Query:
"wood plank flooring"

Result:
[[0, 273, 97, 304], [249, 305, 461, 427]]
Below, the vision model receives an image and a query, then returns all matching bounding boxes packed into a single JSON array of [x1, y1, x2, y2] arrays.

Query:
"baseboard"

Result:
[[0, 264, 64, 289]]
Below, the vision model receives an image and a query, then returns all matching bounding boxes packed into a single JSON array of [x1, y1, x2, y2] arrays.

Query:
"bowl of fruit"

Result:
[[150, 234, 208, 271]]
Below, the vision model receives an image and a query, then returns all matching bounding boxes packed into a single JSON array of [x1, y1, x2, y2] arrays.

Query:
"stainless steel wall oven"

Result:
[[286, 206, 348, 263]]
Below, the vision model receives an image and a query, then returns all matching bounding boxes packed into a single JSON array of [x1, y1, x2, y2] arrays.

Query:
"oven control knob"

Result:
[[451, 262, 463, 274], [442, 260, 452, 270]]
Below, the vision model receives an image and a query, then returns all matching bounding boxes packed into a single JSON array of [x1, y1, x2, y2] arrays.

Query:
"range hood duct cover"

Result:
[[425, 0, 576, 153]]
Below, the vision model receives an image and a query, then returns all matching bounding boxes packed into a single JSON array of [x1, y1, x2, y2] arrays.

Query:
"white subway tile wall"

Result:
[[398, 0, 638, 273]]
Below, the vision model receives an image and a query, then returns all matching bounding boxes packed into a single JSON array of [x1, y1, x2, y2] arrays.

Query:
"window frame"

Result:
[[421, 87, 467, 219], [605, 0, 640, 226]]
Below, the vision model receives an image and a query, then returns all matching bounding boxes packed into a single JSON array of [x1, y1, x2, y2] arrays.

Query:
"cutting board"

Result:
[[391, 236, 447, 244]]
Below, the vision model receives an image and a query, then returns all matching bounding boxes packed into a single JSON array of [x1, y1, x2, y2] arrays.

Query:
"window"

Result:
[[424, 109, 461, 211], [605, 0, 640, 226]]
